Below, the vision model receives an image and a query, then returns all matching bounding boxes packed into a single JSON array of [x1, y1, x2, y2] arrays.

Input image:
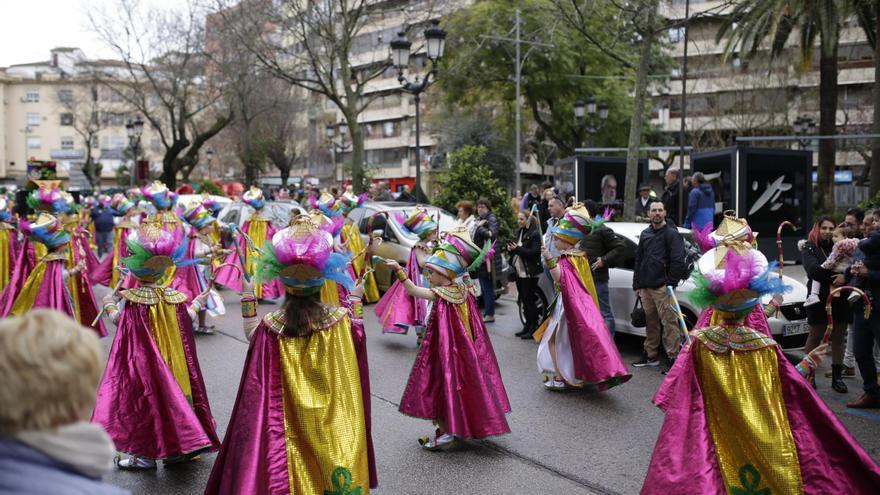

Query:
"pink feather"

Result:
[[692, 223, 716, 253]]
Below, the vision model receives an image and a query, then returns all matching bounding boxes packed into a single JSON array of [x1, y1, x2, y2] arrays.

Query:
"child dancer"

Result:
[[214, 187, 284, 299], [93, 193, 139, 288], [0, 197, 19, 292], [179, 199, 228, 334], [205, 216, 370, 494], [375, 206, 437, 338], [93, 224, 220, 470], [535, 203, 631, 391], [385, 229, 510, 450], [803, 226, 859, 307], [335, 188, 381, 303], [642, 224, 880, 494]]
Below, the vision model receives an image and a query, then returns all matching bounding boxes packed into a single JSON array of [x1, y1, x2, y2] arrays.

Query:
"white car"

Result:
[[527, 222, 810, 349], [217, 200, 306, 231]]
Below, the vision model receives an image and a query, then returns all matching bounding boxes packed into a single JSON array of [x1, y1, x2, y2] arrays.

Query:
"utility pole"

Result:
[[480, 10, 552, 194]]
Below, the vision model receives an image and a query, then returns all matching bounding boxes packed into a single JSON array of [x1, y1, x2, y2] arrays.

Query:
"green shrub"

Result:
[[197, 180, 226, 197]]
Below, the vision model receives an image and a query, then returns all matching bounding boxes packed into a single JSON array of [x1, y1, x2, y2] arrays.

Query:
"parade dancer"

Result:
[[93, 224, 220, 470], [214, 187, 284, 299], [140, 181, 181, 230], [385, 229, 510, 450], [335, 188, 381, 303], [642, 221, 880, 494], [206, 216, 370, 494], [0, 197, 19, 292], [374, 206, 438, 337], [179, 200, 228, 334], [0, 214, 81, 324], [535, 203, 631, 391], [93, 193, 139, 288]]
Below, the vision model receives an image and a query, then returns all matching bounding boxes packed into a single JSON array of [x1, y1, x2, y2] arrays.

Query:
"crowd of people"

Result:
[[0, 178, 879, 494]]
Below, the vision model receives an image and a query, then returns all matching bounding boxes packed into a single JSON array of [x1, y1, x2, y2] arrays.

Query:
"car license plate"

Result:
[[783, 322, 808, 336]]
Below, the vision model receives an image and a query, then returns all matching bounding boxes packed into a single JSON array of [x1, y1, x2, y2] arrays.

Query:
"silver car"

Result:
[[347, 202, 510, 298], [523, 222, 810, 349], [217, 200, 307, 231]]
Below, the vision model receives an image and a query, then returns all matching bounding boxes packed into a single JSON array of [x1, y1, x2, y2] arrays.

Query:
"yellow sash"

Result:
[[10, 258, 51, 316], [248, 218, 268, 299], [320, 279, 341, 307], [343, 223, 379, 303], [146, 294, 193, 400], [0, 230, 10, 292]]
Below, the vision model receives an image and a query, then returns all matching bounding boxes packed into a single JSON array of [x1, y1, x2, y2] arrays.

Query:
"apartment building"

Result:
[[654, 0, 875, 178], [0, 47, 162, 188]]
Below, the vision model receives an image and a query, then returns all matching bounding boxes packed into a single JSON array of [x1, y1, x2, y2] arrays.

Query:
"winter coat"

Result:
[[684, 183, 715, 229], [510, 223, 543, 278], [473, 212, 501, 276], [661, 180, 682, 224], [579, 224, 626, 282], [633, 223, 686, 290], [801, 239, 851, 325]]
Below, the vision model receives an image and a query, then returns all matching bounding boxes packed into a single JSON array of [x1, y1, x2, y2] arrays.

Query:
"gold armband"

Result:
[[545, 257, 559, 269], [241, 298, 257, 319], [396, 269, 408, 282]]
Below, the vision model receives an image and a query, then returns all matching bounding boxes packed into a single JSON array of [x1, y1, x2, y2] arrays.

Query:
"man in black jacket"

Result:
[[583, 200, 626, 335], [632, 199, 686, 371], [473, 198, 500, 322], [661, 167, 682, 226]]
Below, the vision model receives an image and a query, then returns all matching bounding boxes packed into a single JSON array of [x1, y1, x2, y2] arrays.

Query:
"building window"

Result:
[[27, 137, 41, 150], [110, 135, 126, 149], [61, 137, 75, 150], [58, 89, 73, 103], [25, 90, 40, 102], [27, 113, 41, 126], [60, 113, 74, 126], [383, 121, 400, 138], [668, 27, 685, 43]]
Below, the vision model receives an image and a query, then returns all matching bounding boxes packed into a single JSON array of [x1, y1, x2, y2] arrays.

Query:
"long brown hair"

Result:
[[281, 293, 327, 337]]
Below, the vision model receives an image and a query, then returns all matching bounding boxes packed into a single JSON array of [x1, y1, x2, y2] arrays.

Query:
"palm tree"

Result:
[[717, 1, 852, 214]]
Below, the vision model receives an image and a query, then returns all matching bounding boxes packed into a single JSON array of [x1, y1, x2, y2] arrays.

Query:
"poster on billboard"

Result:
[[26, 160, 58, 182], [568, 156, 649, 211]]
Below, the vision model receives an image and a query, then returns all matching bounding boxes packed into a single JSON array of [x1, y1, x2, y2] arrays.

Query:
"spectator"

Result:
[[801, 215, 849, 393], [510, 190, 523, 215], [507, 210, 543, 339], [632, 200, 687, 373], [473, 198, 499, 323], [543, 196, 566, 264], [0, 310, 128, 495], [684, 172, 714, 229], [847, 220, 880, 408], [635, 184, 652, 218], [661, 167, 682, 225], [600, 174, 618, 205], [376, 181, 393, 201], [456, 200, 477, 238], [397, 184, 417, 203], [844, 207, 865, 239], [91, 204, 115, 258], [277, 187, 289, 200], [537, 188, 554, 230], [521, 184, 541, 212], [583, 200, 626, 335]]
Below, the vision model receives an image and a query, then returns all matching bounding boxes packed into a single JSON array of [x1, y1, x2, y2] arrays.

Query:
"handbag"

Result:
[[630, 296, 647, 328]]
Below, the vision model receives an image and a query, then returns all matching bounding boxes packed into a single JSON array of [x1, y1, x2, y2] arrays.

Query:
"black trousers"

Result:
[[853, 300, 880, 398], [516, 276, 540, 331]]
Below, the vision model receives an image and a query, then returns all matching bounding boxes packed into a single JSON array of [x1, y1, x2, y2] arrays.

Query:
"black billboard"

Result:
[[554, 155, 649, 208]]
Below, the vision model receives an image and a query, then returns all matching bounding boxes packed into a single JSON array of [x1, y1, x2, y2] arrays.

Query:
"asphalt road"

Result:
[[98, 283, 880, 495]]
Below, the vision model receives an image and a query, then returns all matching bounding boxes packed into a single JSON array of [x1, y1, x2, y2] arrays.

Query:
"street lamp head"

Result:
[[424, 19, 447, 62], [325, 123, 335, 140], [126, 120, 135, 138], [574, 98, 585, 120], [206, 148, 214, 160], [339, 120, 348, 139], [586, 95, 597, 116], [806, 119, 817, 135], [133, 117, 144, 137], [598, 102, 609, 122], [390, 31, 412, 70]]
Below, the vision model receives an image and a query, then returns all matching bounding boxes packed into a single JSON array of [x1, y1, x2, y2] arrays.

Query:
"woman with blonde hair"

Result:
[[0, 310, 128, 494]]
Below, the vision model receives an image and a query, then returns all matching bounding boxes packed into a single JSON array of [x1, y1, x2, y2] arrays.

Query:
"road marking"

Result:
[[845, 408, 880, 422]]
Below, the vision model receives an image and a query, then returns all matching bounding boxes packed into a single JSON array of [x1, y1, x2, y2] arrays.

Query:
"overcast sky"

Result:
[[0, 0, 182, 67]]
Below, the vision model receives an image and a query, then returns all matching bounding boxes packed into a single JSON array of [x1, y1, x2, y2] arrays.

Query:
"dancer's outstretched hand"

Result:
[[384, 259, 402, 272], [351, 282, 365, 299]]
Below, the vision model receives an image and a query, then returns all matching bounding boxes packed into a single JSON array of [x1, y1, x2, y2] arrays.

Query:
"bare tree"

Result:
[[55, 83, 105, 188], [89, 0, 232, 188], [212, 0, 441, 193]]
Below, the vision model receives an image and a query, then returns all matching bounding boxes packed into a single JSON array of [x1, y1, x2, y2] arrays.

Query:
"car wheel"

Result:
[[518, 288, 549, 326]]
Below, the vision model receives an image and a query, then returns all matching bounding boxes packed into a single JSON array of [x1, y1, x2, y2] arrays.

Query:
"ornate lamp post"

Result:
[[793, 115, 817, 150], [125, 117, 144, 187], [327, 120, 351, 186], [390, 19, 446, 200], [574, 95, 608, 147], [205, 148, 214, 180]]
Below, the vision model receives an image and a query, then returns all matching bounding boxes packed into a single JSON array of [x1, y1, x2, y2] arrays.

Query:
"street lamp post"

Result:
[[126, 117, 144, 188], [326, 121, 351, 186], [205, 148, 214, 180], [574, 95, 609, 147], [793, 116, 817, 150], [390, 19, 446, 200]]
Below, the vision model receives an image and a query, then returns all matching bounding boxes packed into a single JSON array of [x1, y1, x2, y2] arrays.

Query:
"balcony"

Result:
[[49, 149, 85, 160]]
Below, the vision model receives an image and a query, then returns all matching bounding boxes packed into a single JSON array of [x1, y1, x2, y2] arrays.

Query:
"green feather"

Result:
[[121, 237, 152, 272], [466, 241, 492, 273], [254, 242, 284, 284], [688, 270, 717, 310], [26, 193, 39, 210]]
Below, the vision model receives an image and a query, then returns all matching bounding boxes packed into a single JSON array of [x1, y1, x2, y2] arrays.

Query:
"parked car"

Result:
[[175, 194, 233, 210], [217, 200, 306, 231], [347, 202, 511, 298], [522, 222, 810, 349]]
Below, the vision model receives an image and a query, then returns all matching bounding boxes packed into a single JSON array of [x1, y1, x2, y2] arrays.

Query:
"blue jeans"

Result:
[[478, 273, 495, 316], [593, 280, 615, 335], [96, 230, 113, 258]]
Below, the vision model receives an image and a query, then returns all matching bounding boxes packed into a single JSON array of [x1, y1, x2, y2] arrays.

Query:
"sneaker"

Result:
[[418, 432, 457, 451], [194, 325, 216, 335], [803, 294, 821, 307], [632, 353, 660, 367], [116, 456, 157, 471], [483, 315, 495, 323], [543, 378, 567, 391]]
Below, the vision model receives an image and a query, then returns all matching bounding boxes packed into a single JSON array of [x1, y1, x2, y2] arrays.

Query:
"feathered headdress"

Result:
[[336, 188, 368, 215], [141, 181, 176, 211], [110, 193, 134, 216], [394, 206, 437, 240], [26, 185, 73, 214], [553, 203, 604, 245], [425, 228, 493, 280], [20, 213, 70, 249], [0, 198, 13, 222], [242, 187, 266, 210], [181, 200, 215, 230], [201, 194, 223, 215], [309, 192, 340, 218], [82, 196, 97, 209], [122, 223, 196, 283], [255, 216, 353, 296]]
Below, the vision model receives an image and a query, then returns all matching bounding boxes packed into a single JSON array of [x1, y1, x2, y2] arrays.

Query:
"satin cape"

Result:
[[3, 255, 76, 323], [205, 308, 369, 495], [68, 230, 107, 337], [214, 217, 283, 299], [342, 222, 379, 303], [0, 238, 37, 315], [374, 247, 428, 333], [0, 226, 20, 292], [536, 253, 631, 390], [642, 320, 880, 494], [92, 287, 220, 459], [399, 284, 511, 439]]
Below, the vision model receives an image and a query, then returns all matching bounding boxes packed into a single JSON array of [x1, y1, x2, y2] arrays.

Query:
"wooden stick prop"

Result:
[[824, 286, 871, 345], [359, 211, 388, 278], [91, 266, 130, 326], [666, 285, 692, 346], [528, 203, 544, 246], [227, 224, 251, 282], [776, 221, 798, 280], [209, 262, 243, 290]]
